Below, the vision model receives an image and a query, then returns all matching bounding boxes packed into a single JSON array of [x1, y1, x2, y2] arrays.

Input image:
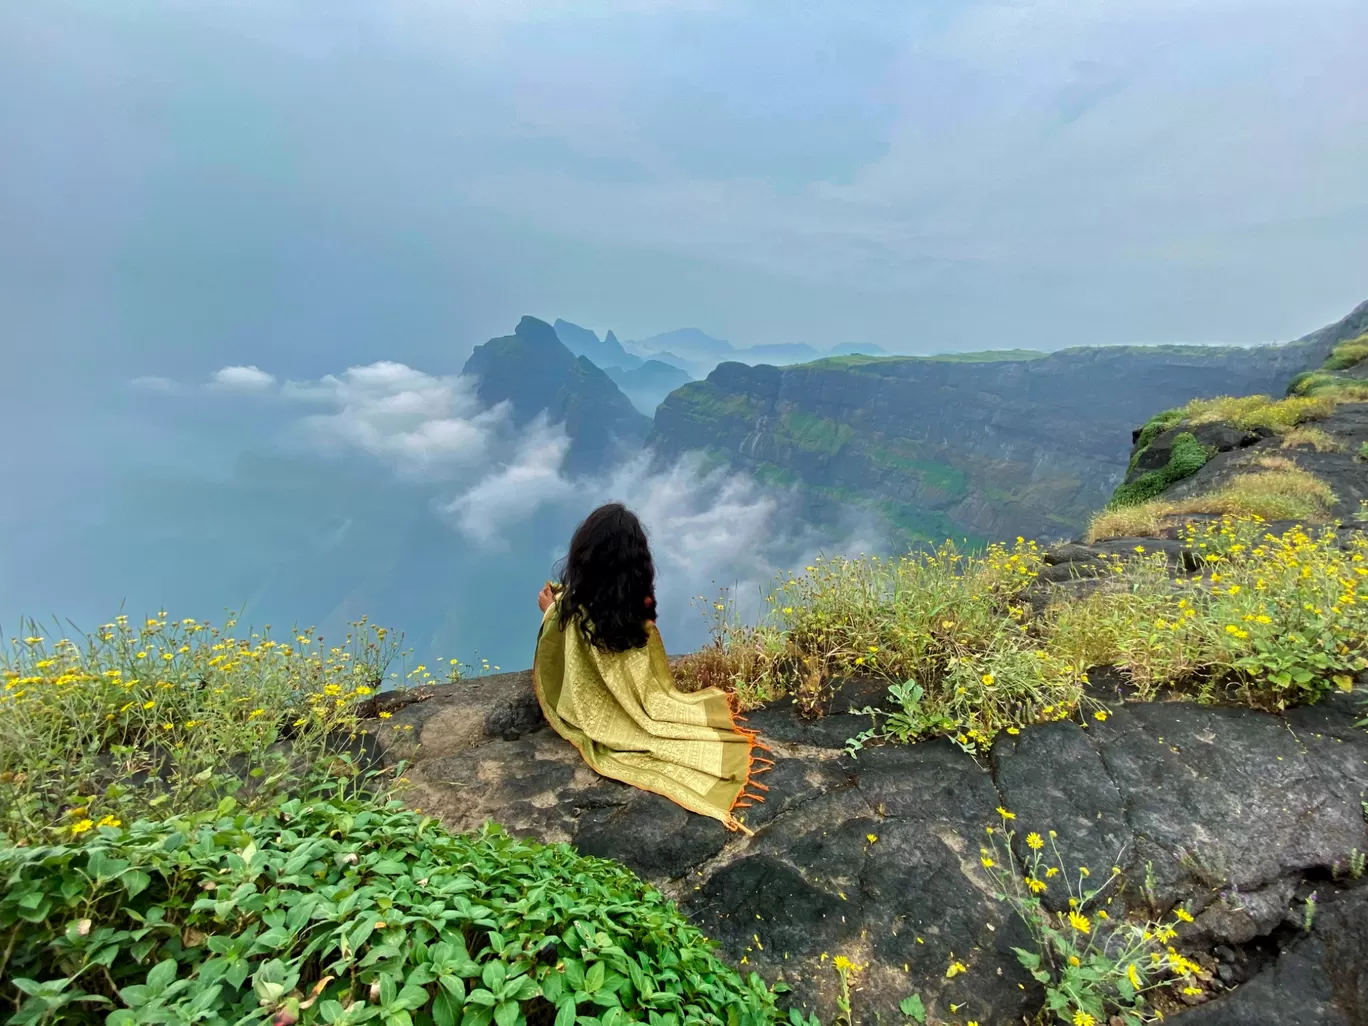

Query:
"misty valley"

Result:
[[13, 302, 1364, 677]]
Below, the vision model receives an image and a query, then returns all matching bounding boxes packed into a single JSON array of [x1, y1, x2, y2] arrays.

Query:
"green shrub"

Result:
[[1, 789, 788, 1026], [1323, 332, 1368, 371], [1287, 371, 1368, 401], [676, 540, 1087, 753], [1108, 433, 1207, 508], [0, 614, 416, 846]]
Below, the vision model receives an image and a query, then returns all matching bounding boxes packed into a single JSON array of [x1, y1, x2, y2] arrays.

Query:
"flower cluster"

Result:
[[981, 811, 1207, 1026], [0, 613, 408, 843]]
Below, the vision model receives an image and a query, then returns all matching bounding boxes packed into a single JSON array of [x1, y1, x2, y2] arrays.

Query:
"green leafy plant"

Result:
[[979, 813, 1205, 1026], [845, 681, 956, 755], [1, 786, 792, 1026], [898, 993, 926, 1023]]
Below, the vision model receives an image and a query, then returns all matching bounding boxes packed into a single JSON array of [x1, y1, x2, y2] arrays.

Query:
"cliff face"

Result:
[[649, 309, 1364, 542], [464, 316, 650, 474]]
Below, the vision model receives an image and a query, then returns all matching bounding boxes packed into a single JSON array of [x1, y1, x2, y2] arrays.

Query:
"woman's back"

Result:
[[532, 503, 771, 832]]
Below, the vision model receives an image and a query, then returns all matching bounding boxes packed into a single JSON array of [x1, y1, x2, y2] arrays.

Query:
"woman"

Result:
[[533, 503, 770, 832]]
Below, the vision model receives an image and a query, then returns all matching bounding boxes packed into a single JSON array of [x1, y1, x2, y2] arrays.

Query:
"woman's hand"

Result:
[[537, 583, 557, 613]]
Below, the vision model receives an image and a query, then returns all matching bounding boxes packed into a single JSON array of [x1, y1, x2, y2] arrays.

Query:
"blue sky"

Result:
[[2, 0, 1366, 663]]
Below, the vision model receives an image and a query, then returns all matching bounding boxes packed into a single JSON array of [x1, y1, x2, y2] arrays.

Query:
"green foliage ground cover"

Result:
[[2, 791, 782, 1026], [1, 617, 792, 1026]]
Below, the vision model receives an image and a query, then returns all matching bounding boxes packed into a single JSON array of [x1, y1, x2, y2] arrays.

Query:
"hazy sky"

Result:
[[3, 0, 1368, 661], [4, 0, 1367, 390]]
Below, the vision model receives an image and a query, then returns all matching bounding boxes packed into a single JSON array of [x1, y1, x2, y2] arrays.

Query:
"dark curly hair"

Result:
[[555, 503, 657, 653]]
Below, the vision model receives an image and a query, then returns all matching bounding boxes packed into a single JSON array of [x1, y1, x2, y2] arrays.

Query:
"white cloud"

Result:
[[288, 362, 509, 477], [439, 416, 577, 545], [211, 365, 277, 392]]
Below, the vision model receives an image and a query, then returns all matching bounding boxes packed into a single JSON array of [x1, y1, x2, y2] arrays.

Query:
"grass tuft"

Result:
[[1281, 425, 1343, 452], [1182, 393, 1336, 431], [1087, 466, 1336, 542], [1322, 332, 1368, 371]]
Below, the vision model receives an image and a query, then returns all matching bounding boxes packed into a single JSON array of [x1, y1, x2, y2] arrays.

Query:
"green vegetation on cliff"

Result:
[[774, 410, 854, 456], [1109, 432, 1209, 507], [0, 617, 792, 1025], [678, 516, 1368, 750], [810, 349, 1047, 371]]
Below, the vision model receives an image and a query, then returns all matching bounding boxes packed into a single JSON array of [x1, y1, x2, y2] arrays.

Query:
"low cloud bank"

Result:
[[145, 360, 888, 649]]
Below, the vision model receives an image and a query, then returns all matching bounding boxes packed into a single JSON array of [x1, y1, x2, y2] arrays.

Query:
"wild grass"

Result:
[[1053, 518, 1368, 707], [1288, 371, 1368, 401], [676, 540, 1083, 752], [679, 516, 1368, 750], [1322, 332, 1368, 371], [1281, 425, 1343, 452], [1088, 466, 1336, 542], [0, 613, 417, 845], [1181, 393, 1337, 431]]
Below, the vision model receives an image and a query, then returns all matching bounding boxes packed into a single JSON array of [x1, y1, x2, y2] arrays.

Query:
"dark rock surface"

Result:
[[365, 671, 1368, 1026], [1154, 402, 1368, 522]]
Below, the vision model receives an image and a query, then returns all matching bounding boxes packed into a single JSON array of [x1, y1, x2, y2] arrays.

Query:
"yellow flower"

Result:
[[1182, 987, 1202, 996], [1046, 867, 1059, 878], [1078, 866, 1090, 877], [868, 645, 879, 653], [1175, 908, 1194, 923], [866, 834, 878, 844], [142, 700, 155, 710], [248, 708, 264, 719], [1026, 877, 1047, 894], [1068, 955, 1080, 966], [1093, 710, 1108, 722], [378, 711, 393, 719], [996, 806, 1015, 820], [70, 819, 94, 835], [981, 673, 995, 686], [1006, 727, 1020, 735], [980, 856, 995, 868], [97, 815, 121, 828], [945, 960, 967, 978], [833, 955, 855, 972], [1026, 832, 1044, 850], [1127, 964, 1142, 988], [1068, 911, 1091, 934], [1072, 1012, 1095, 1026]]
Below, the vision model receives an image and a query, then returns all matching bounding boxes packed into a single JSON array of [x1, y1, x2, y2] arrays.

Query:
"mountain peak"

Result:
[[515, 315, 564, 349], [463, 319, 649, 474]]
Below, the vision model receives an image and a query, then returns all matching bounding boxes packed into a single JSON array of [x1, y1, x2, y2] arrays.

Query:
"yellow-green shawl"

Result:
[[532, 601, 768, 831]]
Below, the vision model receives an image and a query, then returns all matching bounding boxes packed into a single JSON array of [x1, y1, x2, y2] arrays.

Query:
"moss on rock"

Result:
[[1110, 431, 1209, 507]]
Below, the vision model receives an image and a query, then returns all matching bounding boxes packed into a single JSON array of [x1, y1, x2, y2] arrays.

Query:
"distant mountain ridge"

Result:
[[646, 302, 1368, 543]]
